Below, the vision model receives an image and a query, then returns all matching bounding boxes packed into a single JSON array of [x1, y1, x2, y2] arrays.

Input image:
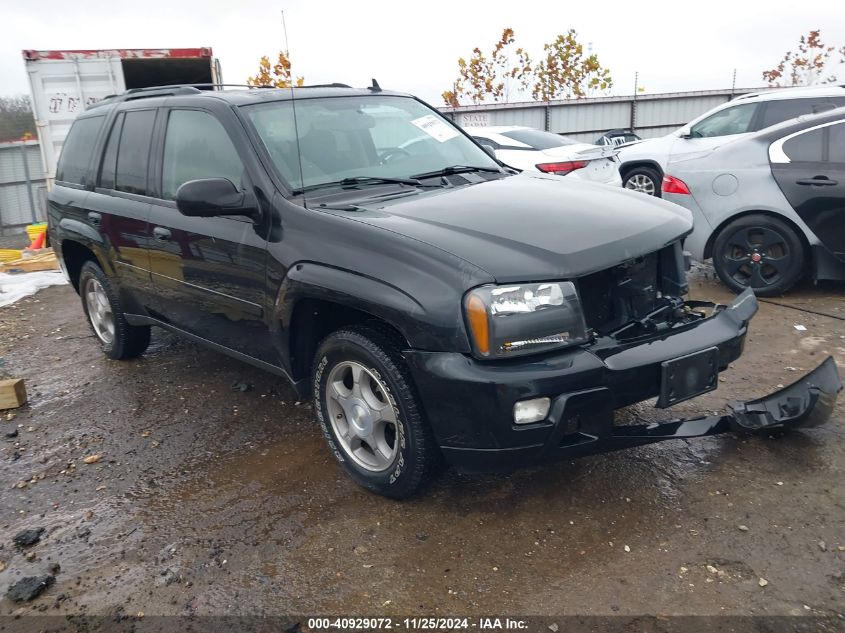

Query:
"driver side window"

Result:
[[161, 110, 245, 201], [690, 103, 759, 138]]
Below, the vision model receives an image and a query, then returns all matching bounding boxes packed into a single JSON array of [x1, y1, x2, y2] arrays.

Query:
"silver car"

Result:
[[662, 107, 845, 296]]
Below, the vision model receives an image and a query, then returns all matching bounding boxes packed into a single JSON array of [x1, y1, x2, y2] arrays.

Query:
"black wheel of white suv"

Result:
[[79, 261, 151, 360], [623, 166, 662, 197], [712, 215, 805, 297], [312, 325, 440, 499]]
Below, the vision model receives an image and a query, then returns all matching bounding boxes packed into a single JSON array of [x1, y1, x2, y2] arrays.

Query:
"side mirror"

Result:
[[680, 127, 693, 139], [176, 178, 257, 218], [479, 142, 497, 158]]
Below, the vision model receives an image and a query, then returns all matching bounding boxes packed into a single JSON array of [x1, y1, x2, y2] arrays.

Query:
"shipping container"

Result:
[[23, 48, 223, 184]]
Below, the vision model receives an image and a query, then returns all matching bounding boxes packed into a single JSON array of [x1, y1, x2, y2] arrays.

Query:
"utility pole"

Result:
[[630, 72, 638, 133]]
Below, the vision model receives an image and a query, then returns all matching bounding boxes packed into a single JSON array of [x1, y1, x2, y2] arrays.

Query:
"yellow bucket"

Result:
[[26, 223, 48, 244]]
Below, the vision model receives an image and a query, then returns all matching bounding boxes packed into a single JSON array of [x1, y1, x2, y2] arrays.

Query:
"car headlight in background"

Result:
[[464, 281, 589, 359]]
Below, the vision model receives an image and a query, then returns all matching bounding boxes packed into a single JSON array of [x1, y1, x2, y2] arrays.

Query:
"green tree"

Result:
[[532, 30, 612, 101], [763, 29, 845, 86]]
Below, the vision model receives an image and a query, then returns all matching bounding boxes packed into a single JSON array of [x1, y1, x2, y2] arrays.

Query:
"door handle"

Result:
[[153, 227, 172, 242], [87, 212, 102, 226], [796, 176, 838, 186]]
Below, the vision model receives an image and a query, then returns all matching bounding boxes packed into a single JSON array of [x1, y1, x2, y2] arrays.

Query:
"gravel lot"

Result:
[[0, 269, 843, 623]]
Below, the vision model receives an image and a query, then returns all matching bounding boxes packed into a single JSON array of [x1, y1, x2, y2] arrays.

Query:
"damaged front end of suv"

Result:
[[400, 221, 842, 471], [571, 241, 842, 444]]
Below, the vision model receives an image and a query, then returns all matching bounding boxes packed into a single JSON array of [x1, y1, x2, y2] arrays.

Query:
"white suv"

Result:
[[617, 85, 845, 196]]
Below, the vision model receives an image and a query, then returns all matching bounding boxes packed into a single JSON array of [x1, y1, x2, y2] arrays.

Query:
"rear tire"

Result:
[[79, 261, 151, 360], [312, 325, 440, 499], [712, 215, 805, 297], [623, 166, 662, 197]]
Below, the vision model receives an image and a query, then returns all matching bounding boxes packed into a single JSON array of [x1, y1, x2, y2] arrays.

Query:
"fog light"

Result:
[[513, 397, 551, 424]]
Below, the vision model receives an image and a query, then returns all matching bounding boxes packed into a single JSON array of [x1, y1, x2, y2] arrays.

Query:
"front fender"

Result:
[[273, 262, 471, 353]]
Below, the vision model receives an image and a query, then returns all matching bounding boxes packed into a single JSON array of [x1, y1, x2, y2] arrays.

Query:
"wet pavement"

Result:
[[0, 270, 843, 619]]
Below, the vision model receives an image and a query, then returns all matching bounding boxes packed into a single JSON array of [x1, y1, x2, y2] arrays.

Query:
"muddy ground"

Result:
[[0, 270, 843, 622]]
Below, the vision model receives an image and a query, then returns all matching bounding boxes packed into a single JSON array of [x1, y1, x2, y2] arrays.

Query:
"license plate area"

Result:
[[657, 346, 719, 408]]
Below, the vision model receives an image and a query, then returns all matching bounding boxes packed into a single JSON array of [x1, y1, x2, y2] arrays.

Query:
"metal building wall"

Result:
[[0, 141, 47, 234], [484, 106, 546, 129], [443, 87, 771, 143], [549, 101, 630, 143], [633, 94, 729, 136]]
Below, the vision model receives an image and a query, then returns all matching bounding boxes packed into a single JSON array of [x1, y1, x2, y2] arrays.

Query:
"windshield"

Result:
[[500, 128, 580, 149], [243, 95, 500, 192], [689, 103, 758, 138]]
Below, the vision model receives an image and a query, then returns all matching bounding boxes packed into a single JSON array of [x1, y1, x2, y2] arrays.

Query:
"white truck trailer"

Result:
[[23, 47, 223, 185]]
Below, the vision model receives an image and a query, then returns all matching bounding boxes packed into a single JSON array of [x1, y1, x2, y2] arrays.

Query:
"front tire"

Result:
[[712, 215, 805, 296], [79, 261, 151, 360], [312, 325, 439, 499], [623, 166, 662, 197]]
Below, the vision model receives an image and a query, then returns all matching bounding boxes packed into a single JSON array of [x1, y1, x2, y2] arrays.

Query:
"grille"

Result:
[[577, 251, 661, 335]]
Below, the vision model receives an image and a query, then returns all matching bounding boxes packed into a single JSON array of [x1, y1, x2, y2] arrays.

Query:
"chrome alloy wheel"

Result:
[[84, 277, 115, 344], [625, 173, 656, 195], [325, 360, 399, 472]]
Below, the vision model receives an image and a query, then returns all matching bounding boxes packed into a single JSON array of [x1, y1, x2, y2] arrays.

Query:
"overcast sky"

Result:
[[4, 0, 845, 105]]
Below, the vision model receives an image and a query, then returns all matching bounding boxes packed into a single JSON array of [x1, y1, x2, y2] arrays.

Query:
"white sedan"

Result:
[[467, 126, 622, 186]]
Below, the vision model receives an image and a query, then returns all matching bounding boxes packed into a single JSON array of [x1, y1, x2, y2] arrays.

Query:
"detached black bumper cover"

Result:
[[729, 356, 842, 432], [614, 355, 842, 443]]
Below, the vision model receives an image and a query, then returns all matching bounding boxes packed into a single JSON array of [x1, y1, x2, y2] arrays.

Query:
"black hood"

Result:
[[333, 173, 693, 283]]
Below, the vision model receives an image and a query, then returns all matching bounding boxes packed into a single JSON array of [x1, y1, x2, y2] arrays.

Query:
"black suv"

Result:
[[48, 84, 841, 498]]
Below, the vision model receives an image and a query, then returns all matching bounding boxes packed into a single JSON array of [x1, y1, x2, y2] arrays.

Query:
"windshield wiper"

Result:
[[293, 176, 423, 195], [411, 165, 502, 180]]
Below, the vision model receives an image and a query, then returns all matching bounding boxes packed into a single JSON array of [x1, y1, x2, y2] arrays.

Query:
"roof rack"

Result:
[[124, 83, 271, 94], [90, 84, 257, 108], [124, 85, 202, 99], [89, 82, 359, 109], [297, 82, 353, 89], [119, 82, 354, 92]]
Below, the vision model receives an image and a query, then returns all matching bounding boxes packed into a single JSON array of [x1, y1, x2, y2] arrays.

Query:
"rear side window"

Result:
[[759, 99, 832, 129], [115, 110, 156, 195], [161, 110, 244, 201], [690, 103, 758, 138], [98, 113, 124, 190], [828, 122, 845, 163], [56, 116, 104, 185], [783, 128, 824, 162]]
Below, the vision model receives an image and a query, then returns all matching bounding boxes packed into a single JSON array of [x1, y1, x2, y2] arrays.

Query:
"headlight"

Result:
[[463, 281, 589, 359]]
